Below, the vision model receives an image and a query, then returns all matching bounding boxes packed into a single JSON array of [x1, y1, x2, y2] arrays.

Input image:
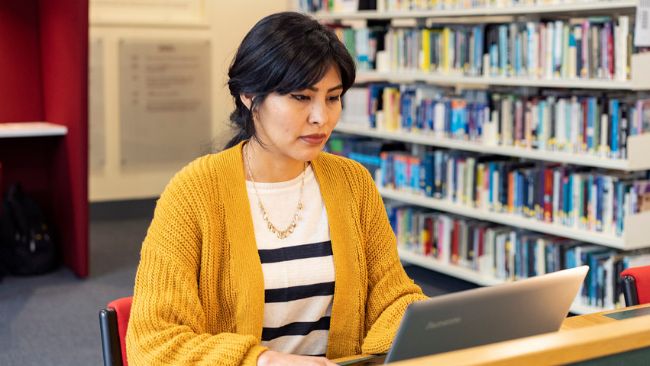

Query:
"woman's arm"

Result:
[[126, 165, 266, 366], [353, 165, 428, 355]]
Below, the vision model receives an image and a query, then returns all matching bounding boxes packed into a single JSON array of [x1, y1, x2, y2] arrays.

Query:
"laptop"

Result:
[[339, 265, 589, 365]]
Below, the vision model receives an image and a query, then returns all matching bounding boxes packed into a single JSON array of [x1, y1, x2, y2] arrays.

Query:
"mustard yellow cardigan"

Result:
[[126, 142, 426, 365]]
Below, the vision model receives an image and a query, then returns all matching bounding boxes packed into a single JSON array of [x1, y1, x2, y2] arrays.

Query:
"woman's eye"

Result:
[[328, 95, 341, 102], [291, 94, 309, 101]]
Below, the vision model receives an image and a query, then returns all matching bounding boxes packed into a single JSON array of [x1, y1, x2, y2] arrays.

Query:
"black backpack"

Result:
[[0, 184, 58, 278]]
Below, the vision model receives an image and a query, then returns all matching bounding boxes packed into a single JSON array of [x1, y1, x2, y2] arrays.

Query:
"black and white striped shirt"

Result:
[[246, 165, 334, 356]]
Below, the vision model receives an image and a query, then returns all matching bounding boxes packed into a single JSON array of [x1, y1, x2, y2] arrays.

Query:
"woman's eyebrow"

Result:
[[306, 84, 344, 92]]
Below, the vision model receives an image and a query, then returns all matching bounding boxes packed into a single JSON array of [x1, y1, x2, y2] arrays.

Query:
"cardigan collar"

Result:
[[216, 141, 362, 357]]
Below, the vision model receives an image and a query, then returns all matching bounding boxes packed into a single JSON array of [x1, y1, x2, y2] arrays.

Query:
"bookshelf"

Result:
[[398, 249, 606, 314], [355, 69, 647, 90], [336, 122, 650, 171], [380, 186, 650, 250], [308, 0, 650, 312], [0, 0, 89, 277], [314, 0, 638, 20]]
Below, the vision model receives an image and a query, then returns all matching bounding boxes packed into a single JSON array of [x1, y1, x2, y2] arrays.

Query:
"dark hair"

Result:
[[224, 11, 356, 149]]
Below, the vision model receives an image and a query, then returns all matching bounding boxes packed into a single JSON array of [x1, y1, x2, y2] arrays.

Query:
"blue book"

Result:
[[434, 151, 444, 198], [514, 33, 522, 76], [410, 159, 420, 192], [587, 97, 596, 151], [595, 176, 604, 231], [610, 99, 620, 156], [537, 100, 546, 149], [498, 25, 508, 76], [565, 246, 577, 269], [616, 182, 625, 235], [422, 152, 435, 197]]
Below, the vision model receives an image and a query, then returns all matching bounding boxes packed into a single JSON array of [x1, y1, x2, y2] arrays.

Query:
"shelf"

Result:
[[314, 1, 637, 20], [0, 122, 68, 138], [398, 249, 612, 315], [380, 187, 650, 250], [334, 122, 650, 171], [399, 248, 503, 286], [355, 70, 638, 90]]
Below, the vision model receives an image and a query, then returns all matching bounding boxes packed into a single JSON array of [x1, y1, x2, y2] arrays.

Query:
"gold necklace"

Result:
[[244, 144, 306, 239]]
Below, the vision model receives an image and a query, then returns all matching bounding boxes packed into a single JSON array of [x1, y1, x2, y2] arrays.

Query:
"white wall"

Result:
[[89, 0, 291, 201]]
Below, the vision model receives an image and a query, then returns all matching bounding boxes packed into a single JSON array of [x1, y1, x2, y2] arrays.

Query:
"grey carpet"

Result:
[[0, 200, 475, 366]]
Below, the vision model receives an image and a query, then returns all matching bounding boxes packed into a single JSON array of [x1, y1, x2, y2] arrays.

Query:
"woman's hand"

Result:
[[257, 350, 338, 366]]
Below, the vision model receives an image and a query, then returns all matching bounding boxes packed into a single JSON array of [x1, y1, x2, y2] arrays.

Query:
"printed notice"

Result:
[[119, 39, 211, 171], [636, 0, 650, 46], [89, 38, 106, 173]]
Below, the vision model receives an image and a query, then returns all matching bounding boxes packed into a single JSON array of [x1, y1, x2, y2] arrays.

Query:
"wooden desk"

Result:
[[334, 304, 650, 365], [560, 303, 650, 330]]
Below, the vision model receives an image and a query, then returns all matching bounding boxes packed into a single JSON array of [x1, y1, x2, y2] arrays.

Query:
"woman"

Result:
[[126, 11, 427, 366]]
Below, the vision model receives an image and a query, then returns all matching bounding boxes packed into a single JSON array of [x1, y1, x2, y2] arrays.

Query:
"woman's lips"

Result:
[[300, 134, 327, 145]]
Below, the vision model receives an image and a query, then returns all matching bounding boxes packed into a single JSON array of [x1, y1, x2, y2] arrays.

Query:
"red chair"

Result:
[[99, 296, 133, 366], [620, 265, 650, 306]]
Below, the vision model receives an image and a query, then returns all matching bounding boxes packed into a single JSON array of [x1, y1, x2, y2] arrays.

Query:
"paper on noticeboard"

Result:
[[635, 0, 650, 46]]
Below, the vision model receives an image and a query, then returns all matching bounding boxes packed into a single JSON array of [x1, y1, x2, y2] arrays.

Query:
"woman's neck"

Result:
[[244, 140, 306, 183]]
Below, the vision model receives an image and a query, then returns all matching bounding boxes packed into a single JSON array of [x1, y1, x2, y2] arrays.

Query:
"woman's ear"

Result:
[[240, 94, 253, 110]]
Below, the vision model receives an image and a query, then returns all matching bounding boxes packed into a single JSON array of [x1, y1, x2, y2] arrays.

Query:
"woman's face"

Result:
[[250, 65, 343, 163]]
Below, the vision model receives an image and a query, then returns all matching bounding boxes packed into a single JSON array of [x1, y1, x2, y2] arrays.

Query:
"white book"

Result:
[[457, 160, 466, 204], [539, 23, 546, 79], [434, 101, 446, 134], [616, 16, 629, 81], [600, 114, 609, 156], [447, 160, 455, 201], [496, 233, 506, 280], [570, 97, 580, 152], [502, 97, 513, 146], [524, 107, 533, 148], [440, 216, 452, 264], [466, 158, 476, 207], [556, 98, 566, 149], [545, 22, 554, 78]]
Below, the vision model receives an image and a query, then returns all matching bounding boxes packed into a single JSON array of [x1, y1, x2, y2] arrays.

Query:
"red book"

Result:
[[543, 168, 554, 223], [607, 22, 614, 78], [451, 219, 460, 264], [422, 217, 433, 255]]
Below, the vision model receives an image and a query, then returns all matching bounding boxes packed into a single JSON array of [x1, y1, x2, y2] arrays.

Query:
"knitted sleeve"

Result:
[[352, 164, 428, 355], [126, 163, 267, 366]]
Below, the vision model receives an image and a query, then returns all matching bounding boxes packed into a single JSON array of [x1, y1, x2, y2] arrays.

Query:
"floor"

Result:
[[0, 199, 476, 365]]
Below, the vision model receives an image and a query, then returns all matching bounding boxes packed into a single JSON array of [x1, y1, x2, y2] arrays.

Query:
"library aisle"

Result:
[[304, 0, 650, 314]]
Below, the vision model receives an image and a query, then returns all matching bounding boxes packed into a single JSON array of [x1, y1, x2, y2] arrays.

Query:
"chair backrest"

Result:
[[99, 296, 133, 366], [621, 265, 650, 306]]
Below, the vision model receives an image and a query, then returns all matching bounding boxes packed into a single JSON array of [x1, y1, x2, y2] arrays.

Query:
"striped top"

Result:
[[126, 143, 428, 365], [246, 165, 334, 356]]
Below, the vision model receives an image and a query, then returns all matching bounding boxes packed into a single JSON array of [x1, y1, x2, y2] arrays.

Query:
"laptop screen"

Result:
[[355, 266, 590, 364]]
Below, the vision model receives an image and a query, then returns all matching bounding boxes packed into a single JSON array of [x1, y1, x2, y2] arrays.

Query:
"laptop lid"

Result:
[[384, 265, 589, 363]]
